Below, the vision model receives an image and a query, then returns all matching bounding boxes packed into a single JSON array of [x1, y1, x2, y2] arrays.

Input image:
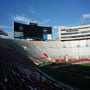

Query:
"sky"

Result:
[[0, 0, 90, 39]]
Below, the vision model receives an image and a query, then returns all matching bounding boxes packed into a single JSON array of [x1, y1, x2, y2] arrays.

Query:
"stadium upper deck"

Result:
[[59, 24, 90, 41]]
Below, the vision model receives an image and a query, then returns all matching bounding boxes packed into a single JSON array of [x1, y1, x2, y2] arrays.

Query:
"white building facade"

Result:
[[59, 24, 90, 41]]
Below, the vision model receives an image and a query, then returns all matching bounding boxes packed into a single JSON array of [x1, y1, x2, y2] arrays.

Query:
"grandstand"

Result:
[[17, 39, 90, 63], [0, 29, 8, 38], [0, 38, 74, 90], [0, 29, 8, 36]]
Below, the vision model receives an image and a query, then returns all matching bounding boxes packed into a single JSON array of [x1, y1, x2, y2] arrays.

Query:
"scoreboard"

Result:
[[14, 22, 52, 40]]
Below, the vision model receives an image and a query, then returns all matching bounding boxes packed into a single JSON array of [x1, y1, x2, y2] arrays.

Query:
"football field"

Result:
[[40, 61, 90, 89]]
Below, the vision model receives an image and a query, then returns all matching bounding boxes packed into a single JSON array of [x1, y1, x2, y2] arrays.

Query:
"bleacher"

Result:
[[0, 39, 73, 90]]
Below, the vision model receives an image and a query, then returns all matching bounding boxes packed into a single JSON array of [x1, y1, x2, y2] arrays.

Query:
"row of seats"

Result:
[[0, 47, 68, 89]]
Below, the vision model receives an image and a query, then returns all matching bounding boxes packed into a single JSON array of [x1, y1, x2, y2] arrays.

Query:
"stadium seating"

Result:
[[0, 47, 71, 89]]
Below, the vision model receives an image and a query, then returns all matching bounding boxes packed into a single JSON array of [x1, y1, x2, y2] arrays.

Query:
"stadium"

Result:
[[0, 22, 90, 89]]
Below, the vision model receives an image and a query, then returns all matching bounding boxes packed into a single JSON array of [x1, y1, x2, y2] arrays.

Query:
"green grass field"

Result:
[[39, 61, 90, 89]]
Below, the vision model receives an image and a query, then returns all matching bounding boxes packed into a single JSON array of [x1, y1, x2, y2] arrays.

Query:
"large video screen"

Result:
[[14, 22, 52, 40]]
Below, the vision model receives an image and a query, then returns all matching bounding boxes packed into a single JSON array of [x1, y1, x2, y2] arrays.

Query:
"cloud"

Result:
[[82, 13, 90, 19], [0, 25, 11, 29], [11, 15, 49, 25], [12, 15, 31, 24]]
